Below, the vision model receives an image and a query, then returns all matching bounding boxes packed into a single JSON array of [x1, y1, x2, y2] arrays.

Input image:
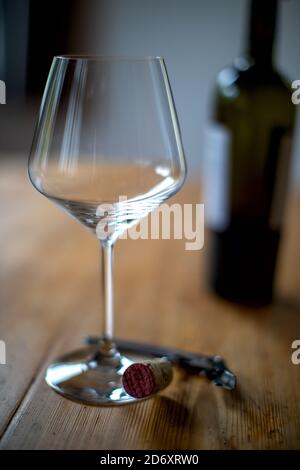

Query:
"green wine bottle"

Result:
[[204, 0, 295, 306]]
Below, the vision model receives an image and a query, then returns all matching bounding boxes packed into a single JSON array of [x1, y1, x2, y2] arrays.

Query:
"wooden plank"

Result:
[[1, 162, 300, 449], [0, 163, 100, 435]]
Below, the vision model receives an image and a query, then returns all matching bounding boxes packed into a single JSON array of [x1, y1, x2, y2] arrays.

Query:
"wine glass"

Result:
[[28, 55, 186, 405]]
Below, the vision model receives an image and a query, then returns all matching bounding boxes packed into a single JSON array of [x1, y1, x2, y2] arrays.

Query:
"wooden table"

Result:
[[0, 161, 300, 450]]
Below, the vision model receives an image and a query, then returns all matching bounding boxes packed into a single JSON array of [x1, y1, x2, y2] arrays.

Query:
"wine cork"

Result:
[[122, 358, 173, 398]]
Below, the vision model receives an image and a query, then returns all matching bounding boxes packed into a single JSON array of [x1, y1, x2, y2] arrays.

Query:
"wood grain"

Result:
[[0, 161, 300, 449]]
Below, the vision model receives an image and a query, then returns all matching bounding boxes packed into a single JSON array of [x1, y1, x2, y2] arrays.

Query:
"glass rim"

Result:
[[54, 54, 165, 62]]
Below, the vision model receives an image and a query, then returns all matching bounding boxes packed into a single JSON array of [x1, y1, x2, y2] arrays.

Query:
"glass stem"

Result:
[[100, 241, 115, 352]]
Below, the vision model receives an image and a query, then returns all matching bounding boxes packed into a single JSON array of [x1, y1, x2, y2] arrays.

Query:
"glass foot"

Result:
[[45, 341, 155, 405]]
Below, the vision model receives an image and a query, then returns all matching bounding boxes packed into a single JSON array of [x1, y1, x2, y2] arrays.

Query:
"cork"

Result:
[[122, 358, 173, 398]]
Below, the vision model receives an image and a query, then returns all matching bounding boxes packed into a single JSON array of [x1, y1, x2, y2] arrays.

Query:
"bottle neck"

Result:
[[246, 0, 278, 67]]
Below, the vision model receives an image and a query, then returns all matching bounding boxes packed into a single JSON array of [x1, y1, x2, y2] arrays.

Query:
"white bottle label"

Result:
[[203, 123, 231, 231]]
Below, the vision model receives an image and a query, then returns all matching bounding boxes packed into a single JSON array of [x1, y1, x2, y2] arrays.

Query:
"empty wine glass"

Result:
[[28, 55, 186, 405]]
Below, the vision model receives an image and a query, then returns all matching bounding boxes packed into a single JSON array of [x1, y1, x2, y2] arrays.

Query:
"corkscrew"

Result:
[[85, 336, 236, 391]]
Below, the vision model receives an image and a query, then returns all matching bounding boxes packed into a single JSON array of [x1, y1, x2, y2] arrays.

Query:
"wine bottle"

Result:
[[204, 0, 295, 306]]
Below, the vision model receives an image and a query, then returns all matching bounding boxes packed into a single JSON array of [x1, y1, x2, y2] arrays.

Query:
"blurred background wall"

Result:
[[0, 0, 299, 183]]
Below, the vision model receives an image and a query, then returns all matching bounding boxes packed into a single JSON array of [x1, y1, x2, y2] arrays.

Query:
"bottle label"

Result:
[[203, 123, 231, 231], [269, 133, 292, 230]]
